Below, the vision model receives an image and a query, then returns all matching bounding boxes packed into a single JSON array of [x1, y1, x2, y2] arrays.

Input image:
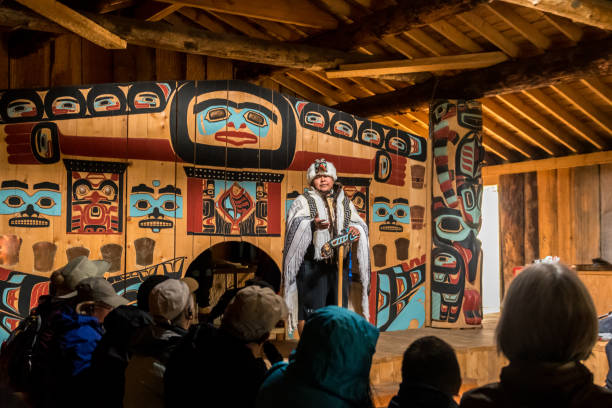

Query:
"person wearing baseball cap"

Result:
[[164, 285, 287, 408], [124, 278, 198, 408], [283, 158, 371, 335]]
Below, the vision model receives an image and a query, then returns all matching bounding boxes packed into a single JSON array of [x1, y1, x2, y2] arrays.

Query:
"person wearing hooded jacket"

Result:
[[256, 306, 379, 408]]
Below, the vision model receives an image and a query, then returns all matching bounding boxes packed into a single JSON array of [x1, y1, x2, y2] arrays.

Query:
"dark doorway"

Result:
[[185, 241, 281, 309]]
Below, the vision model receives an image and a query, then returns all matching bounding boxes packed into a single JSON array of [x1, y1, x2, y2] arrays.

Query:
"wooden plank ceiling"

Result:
[[3, 0, 612, 165]]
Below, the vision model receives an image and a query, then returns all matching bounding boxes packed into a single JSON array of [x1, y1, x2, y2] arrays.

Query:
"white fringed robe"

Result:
[[283, 185, 370, 334]]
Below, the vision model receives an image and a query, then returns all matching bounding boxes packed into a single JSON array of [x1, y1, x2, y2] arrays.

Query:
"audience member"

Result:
[[389, 336, 461, 408], [136, 275, 170, 311], [460, 262, 612, 407], [34, 277, 128, 408], [256, 305, 378, 408], [164, 285, 287, 408], [123, 278, 197, 408]]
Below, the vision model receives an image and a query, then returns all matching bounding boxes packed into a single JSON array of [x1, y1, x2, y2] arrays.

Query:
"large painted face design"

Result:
[[0, 180, 61, 228], [431, 244, 465, 323], [0, 268, 49, 342], [65, 160, 126, 234], [130, 181, 182, 233], [376, 261, 426, 331], [373, 197, 410, 232], [432, 197, 475, 247], [173, 81, 296, 169]]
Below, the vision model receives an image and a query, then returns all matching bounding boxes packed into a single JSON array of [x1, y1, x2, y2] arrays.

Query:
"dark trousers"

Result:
[[297, 244, 349, 321]]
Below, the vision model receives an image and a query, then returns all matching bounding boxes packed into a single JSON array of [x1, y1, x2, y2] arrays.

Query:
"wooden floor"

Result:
[[271, 313, 609, 407]]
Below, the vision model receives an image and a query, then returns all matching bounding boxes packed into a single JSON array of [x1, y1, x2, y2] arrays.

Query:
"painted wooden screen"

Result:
[[430, 99, 484, 328], [0, 80, 429, 341]]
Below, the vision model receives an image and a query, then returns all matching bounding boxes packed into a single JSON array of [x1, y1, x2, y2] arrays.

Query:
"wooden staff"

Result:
[[337, 244, 344, 307], [321, 228, 358, 308]]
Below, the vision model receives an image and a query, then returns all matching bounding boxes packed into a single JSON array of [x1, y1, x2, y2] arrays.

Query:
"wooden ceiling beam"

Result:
[[522, 88, 608, 149], [0, 5, 68, 33], [483, 151, 612, 181], [79, 11, 373, 70], [95, 0, 135, 14], [552, 83, 612, 137], [456, 10, 521, 57], [403, 27, 450, 56], [134, 1, 183, 22], [308, 72, 373, 99], [581, 76, 612, 106], [482, 134, 522, 162], [156, 0, 339, 29], [326, 51, 508, 78], [495, 94, 584, 152], [15, 0, 126, 49], [286, 71, 353, 103], [542, 14, 583, 43], [483, 99, 563, 155], [333, 37, 612, 116], [350, 77, 395, 94], [501, 0, 612, 31], [380, 114, 428, 137], [382, 34, 427, 59], [269, 73, 336, 106], [483, 117, 540, 159], [485, 3, 552, 50], [177, 8, 230, 34], [428, 19, 484, 52], [207, 11, 275, 40]]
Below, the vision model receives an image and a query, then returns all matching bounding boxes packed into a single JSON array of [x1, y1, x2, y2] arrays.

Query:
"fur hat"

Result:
[[306, 158, 337, 185], [221, 286, 287, 343]]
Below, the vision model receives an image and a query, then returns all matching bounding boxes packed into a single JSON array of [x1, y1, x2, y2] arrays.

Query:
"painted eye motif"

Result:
[[305, 112, 325, 127], [52, 97, 80, 115], [395, 208, 407, 218], [135, 200, 151, 210], [133, 92, 160, 109], [76, 185, 90, 196], [352, 197, 364, 209], [438, 216, 463, 234], [435, 253, 456, 267], [162, 201, 176, 211], [101, 185, 116, 197], [244, 110, 267, 127], [388, 136, 407, 152], [35, 127, 53, 158], [206, 107, 229, 122], [7, 100, 37, 118], [334, 121, 353, 138], [4, 196, 24, 208], [36, 197, 55, 209], [376, 207, 388, 218], [463, 190, 474, 209], [361, 129, 380, 143], [93, 94, 120, 112]]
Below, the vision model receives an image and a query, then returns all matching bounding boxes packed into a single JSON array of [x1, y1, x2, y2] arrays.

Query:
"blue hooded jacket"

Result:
[[257, 306, 379, 408]]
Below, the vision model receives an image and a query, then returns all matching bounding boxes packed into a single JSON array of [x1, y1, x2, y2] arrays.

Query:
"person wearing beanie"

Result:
[[124, 278, 198, 408], [284, 158, 371, 335], [164, 286, 287, 408]]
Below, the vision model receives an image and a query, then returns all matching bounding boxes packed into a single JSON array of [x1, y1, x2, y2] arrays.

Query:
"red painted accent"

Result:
[[7, 143, 32, 154], [267, 182, 281, 235], [0, 268, 11, 280], [60, 135, 182, 162], [214, 131, 258, 146], [369, 269, 377, 326], [30, 281, 50, 309], [288, 151, 372, 174], [187, 177, 203, 233]]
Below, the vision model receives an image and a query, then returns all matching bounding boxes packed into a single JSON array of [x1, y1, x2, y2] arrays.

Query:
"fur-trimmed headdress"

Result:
[[306, 158, 337, 185]]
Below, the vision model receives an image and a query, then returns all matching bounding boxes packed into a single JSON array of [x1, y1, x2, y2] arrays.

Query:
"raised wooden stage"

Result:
[[271, 313, 609, 407]]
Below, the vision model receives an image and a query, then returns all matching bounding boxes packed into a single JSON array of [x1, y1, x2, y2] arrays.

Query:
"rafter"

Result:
[[428, 19, 484, 52], [207, 11, 275, 40], [551, 83, 612, 137], [156, 0, 339, 29], [381, 34, 427, 59], [178, 8, 230, 34], [483, 118, 540, 159], [482, 135, 521, 162], [403, 27, 450, 56], [485, 3, 552, 50], [456, 10, 521, 57], [308, 72, 373, 99], [333, 37, 612, 116], [495, 94, 584, 152], [542, 14, 583, 43], [522, 88, 608, 149], [15, 0, 126, 49], [483, 99, 563, 156], [381, 114, 428, 137], [286, 71, 353, 103], [269, 73, 335, 106], [0, 5, 67, 33], [326, 52, 508, 78], [134, 1, 183, 22], [501, 0, 612, 31], [581, 76, 612, 106]]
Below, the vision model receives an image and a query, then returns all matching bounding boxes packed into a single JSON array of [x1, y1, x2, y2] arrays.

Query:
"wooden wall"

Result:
[[0, 34, 431, 341], [499, 164, 612, 296]]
